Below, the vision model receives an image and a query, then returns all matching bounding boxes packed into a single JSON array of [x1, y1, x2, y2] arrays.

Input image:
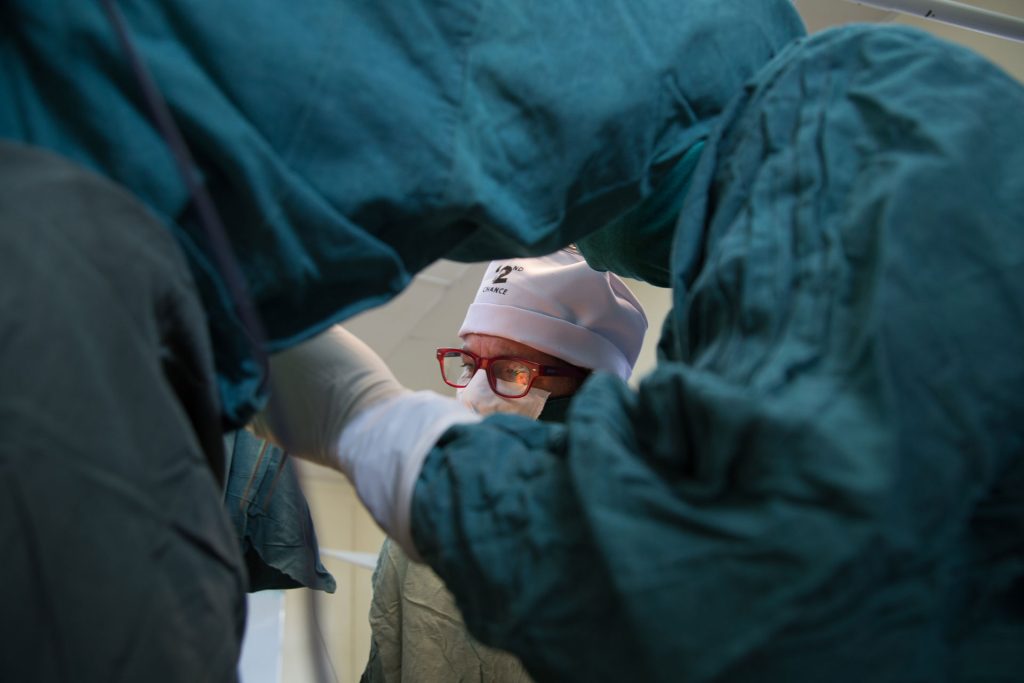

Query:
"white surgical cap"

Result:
[[458, 249, 648, 380]]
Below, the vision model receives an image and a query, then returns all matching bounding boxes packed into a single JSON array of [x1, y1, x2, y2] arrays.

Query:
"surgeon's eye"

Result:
[[441, 352, 476, 386]]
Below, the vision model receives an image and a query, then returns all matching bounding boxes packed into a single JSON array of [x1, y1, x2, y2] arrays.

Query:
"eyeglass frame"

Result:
[[435, 347, 588, 399]]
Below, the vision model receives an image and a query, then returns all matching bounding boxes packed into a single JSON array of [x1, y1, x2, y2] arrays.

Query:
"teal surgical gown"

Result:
[[223, 431, 335, 593], [411, 25, 1024, 683], [0, 0, 803, 425]]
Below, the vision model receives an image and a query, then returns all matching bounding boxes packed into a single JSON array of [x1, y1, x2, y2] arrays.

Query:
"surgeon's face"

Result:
[[461, 333, 586, 399]]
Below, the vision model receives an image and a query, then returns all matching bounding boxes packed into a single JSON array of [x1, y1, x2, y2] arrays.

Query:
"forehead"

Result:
[[461, 333, 567, 366]]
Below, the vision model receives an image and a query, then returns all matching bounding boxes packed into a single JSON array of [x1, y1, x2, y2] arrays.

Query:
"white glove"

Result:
[[337, 390, 480, 559], [250, 325, 407, 467], [251, 325, 480, 558]]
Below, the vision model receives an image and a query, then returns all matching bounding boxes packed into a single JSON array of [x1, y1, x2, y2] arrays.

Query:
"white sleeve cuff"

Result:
[[333, 390, 480, 562]]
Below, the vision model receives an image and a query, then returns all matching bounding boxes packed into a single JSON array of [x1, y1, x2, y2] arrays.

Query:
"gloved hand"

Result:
[[250, 325, 407, 468], [252, 324, 480, 559]]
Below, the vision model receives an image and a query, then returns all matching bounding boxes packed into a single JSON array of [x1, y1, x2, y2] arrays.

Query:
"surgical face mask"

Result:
[[455, 369, 551, 419]]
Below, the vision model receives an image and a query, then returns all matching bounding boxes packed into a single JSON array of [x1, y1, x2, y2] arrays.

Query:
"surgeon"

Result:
[[361, 249, 648, 683], [3, 1, 1023, 682]]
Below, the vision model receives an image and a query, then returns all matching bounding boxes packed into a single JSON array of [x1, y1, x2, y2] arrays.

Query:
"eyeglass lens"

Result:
[[440, 351, 535, 398]]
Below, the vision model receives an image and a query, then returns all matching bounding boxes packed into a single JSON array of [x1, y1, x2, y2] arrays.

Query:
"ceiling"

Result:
[[791, 0, 895, 31]]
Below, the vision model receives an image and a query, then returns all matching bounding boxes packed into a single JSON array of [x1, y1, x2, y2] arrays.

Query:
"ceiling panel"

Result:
[[792, 0, 896, 32]]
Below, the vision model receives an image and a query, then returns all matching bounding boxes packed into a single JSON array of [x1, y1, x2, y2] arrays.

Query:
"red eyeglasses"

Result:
[[436, 348, 587, 399]]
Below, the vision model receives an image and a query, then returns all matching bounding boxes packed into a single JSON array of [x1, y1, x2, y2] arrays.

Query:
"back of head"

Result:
[[458, 248, 648, 381]]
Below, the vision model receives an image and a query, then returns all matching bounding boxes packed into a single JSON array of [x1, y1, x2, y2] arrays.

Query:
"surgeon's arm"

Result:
[[409, 397, 644, 683], [405, 361, 924, 683], [407, 375, 662, 682], [251, 326, 480, 555]]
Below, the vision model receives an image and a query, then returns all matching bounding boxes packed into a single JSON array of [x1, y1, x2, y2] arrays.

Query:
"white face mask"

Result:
[[455, 369, 551, 419]]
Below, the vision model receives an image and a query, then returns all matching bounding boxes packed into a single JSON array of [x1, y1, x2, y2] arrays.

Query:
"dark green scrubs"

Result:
[[223, 431, 335, 593], [0, 142, 246, 682], [0, 0, 803, 423]]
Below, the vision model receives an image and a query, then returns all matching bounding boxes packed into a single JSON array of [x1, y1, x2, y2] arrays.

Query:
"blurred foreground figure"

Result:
[[2, 1, 1022, 681]]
